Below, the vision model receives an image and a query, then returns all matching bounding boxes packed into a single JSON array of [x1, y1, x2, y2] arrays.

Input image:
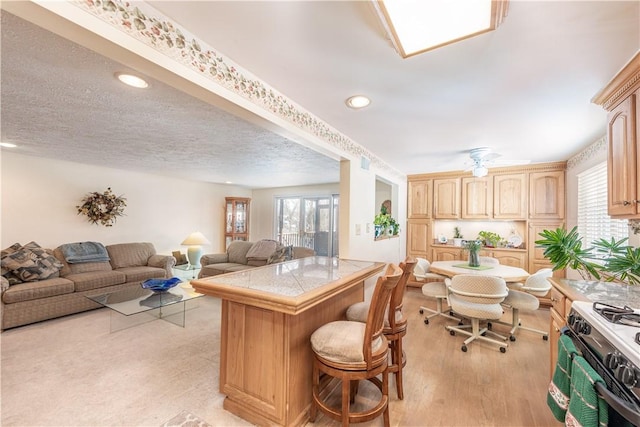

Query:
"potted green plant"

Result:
[[478, 231, 502, 248], [464, 239, 483, 267], [373, 205, 400, 238], [453, 226, 464, 247], [535, 226, 640, 285]]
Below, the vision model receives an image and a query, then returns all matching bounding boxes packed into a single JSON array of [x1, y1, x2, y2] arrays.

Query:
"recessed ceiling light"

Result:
[[0, 142, 17, 148], [115, 72, 149, 89], [225, 181, 233, 184], [346, 95, 371, 109]]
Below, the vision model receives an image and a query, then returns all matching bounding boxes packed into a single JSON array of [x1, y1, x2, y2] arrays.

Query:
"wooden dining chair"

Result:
[[309, 263, 403, 426], [345, 257, 416, 399]]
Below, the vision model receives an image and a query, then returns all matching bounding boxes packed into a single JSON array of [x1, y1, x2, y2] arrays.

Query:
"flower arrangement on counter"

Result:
[[76, 187, 127, 227], [373, 205, 400, 238]]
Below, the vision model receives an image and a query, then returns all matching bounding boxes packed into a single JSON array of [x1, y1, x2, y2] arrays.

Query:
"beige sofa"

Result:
[[199, 240, 315, 278], [1, 242, 175, 330]]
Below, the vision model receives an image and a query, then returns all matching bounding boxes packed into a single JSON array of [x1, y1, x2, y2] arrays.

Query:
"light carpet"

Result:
[[161, 410, 211, 427]]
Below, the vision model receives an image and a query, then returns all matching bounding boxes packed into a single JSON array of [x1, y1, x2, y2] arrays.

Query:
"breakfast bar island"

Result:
[[190, 256, 385, 427]]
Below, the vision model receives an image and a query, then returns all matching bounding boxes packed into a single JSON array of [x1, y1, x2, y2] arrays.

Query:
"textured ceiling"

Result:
[[0, 11, 340, 188], [2, 1, 640, 188]]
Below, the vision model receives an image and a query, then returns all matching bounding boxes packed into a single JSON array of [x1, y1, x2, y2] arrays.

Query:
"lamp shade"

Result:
[[181, 231, 211, 246]]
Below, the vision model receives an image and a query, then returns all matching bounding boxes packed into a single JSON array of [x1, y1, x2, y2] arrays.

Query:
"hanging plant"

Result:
[[76, 187, 127, 227]]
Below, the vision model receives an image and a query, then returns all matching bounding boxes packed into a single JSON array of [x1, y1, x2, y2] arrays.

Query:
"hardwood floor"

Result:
[[309, 288, 563, 427], [1, 288, 563, 427]]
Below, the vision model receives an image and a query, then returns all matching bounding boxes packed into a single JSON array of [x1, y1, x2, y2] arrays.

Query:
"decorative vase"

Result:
[[468, 249, 480, 267]]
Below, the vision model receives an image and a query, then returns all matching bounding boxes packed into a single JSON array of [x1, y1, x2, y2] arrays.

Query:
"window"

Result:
[[577, 162, 628, 251], [274, 195, 339, 257]]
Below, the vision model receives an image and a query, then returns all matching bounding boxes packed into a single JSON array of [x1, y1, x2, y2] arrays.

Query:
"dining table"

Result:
[[429, 260, 530, 283]]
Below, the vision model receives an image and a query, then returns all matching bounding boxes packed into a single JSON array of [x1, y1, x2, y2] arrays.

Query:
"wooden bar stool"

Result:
[[309, 264, 403, 427], [345, 257, 416, 399]]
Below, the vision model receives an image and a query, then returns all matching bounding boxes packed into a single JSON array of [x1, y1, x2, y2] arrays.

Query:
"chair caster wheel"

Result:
[[424, 319, 429, 325], [481, 332, 487, 336], [461, 345, 467, 352], [449, 330, 455, 336], [487, 322, 492, 330], [419, 309, 424, 314], [458, 321, 464, 326], [500, 347, 506, 353], [509, 335, 516, 342], [543, 335, 549, 341]]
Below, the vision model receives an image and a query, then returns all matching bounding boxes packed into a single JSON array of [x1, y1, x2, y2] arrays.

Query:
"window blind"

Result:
[[577, 162, 628, 253]]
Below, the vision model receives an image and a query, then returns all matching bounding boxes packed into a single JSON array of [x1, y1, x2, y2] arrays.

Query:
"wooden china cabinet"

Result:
[[225, 197, 250, 248]]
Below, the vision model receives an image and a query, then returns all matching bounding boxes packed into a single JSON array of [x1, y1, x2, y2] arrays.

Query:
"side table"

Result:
[[173, 264, 201, 280]]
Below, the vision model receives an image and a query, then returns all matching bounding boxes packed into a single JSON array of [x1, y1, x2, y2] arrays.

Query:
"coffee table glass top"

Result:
[[88, 284, 203, 316]]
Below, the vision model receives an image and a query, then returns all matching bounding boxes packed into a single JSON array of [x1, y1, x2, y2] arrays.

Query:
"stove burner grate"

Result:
[[593, 302, 640, 328]]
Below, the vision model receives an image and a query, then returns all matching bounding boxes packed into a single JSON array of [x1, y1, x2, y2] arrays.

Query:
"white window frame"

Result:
[[577, 162, 628, 253]]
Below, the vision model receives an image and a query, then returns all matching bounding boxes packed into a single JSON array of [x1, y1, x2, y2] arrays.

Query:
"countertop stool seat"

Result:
[[345, 258, 416, 400], [310, 264, 403, 427]]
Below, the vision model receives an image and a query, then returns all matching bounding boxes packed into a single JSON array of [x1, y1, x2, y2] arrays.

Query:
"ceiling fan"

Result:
[[464, 147, 530, 177]]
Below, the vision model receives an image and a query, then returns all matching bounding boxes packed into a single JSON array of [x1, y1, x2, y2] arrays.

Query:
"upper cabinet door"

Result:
[[461, 176, 493, 219], [529, 171, 565, 219], [607, 94, 638, 217], [493, 174, 527, 219], [433, 178, 460, 219], [408, 179, 432, 219]]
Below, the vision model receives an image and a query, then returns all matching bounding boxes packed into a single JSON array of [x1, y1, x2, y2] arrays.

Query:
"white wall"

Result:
[[250, 183, 340, 241], [1, 152, 250, 255]]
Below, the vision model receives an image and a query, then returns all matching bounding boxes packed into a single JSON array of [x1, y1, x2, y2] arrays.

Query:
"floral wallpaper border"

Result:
[[71, 0, 404, 180], [567, 135, 607, 170]]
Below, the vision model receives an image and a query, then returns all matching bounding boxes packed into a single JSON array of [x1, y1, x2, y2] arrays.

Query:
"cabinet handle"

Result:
[[623, 200, 631, 206], [550, 297, 557, 303]]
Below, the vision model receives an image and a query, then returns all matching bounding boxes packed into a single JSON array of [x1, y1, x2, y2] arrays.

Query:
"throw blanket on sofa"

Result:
[[246, 239, 278, 260], [60, 241, 110, 263]]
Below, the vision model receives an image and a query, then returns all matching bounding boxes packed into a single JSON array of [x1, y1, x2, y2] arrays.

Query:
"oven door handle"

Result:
[[595, 382, 640, 426]]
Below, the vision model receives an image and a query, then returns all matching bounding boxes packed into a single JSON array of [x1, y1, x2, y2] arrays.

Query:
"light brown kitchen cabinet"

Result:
[[433, 178, 460, 218], [431, 246, 463, 261], [607, 95, 638, 216], [406, 220, 430, 259], [461, 176, 493, 219], [493, 173, 527, 219], [529, 170, 565, 219], [408, 179, 432, 219], [528, 221, 565, 278], [482, 248, 527, 269], [592, 51, 640, 219]]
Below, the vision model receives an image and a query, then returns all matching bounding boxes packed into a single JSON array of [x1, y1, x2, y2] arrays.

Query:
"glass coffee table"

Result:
[[87, 284, 204, 332]]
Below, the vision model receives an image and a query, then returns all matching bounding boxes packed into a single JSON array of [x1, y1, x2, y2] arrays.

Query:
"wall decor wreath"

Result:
[[76, 187, 127, 227]]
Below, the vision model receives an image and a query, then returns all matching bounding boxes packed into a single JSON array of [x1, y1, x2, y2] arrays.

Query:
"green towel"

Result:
[[547, 334, 578, 421], [566, 356, 608, 427]]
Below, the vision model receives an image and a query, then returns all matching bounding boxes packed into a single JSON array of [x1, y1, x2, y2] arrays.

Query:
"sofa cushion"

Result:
[[200, 263, 244, 277], [66, 270, 127, 292], [114, 266, 166, 283], [224, 265, 256, 273], [54, 247, 113, 276], [106, 242, 156, 269], [226, 241, 255, 265], [246, 239, 278, 264], [2, 277, 75, 304], [1, 242, 63, 282]]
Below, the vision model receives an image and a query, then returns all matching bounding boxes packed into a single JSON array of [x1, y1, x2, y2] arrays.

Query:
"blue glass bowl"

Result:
[[141, 277, 182, 292]]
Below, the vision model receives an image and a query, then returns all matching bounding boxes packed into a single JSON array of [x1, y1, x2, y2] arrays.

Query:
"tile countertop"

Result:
[[549, 278, 640, 309]]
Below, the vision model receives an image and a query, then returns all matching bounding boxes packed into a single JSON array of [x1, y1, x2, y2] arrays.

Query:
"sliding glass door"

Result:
[[275, 195, 339, 257]]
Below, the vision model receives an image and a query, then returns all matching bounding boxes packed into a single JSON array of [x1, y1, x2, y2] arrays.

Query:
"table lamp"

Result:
[[181, 231, 211, 268]]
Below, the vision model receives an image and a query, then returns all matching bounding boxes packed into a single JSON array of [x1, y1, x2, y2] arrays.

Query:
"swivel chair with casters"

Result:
[[491, 268, 553, 341], [345, 257, 416, 400], [445, 274, 509, 353], [414, 258, 458, 325], [309, 264, 403, 427]]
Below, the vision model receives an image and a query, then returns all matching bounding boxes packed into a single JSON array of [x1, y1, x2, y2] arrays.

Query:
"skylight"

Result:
[[374, 0, 509, 58]]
